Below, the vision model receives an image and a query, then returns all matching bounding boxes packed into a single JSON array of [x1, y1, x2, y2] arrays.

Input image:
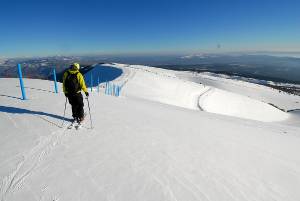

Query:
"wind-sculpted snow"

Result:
[[105, 63, 292, 122], [178, 71, 300, 111], [199, 88, 289, 122], [0, 69, 300, 201]]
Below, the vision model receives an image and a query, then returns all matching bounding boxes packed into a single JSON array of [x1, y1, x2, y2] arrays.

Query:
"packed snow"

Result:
[[1, 63, 300, 201]]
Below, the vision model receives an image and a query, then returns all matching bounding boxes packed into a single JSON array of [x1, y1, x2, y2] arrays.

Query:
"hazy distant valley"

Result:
[[1, 54, 300, 95]]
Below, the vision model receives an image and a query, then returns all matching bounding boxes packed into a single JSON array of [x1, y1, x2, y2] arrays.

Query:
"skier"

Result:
[[63, 63, 89, 124]]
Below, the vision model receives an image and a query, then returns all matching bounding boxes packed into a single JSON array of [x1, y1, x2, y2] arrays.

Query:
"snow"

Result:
[[104, 63, 293, 122], [118, 65, 208, 110], [199, 88, 289, 122], [1, 63, 300, 201], [178, 71, 300, 112]]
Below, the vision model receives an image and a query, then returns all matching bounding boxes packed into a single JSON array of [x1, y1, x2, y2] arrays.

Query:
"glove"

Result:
[[85, 92, 89, 97]]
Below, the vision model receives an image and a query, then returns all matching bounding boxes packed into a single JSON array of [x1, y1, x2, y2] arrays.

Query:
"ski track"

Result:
[[197, 87, 213, 111], [127, 150, 212, 201], [1, 66, 300, 200], [165, 150, 227, 201], [181, 72, 300, 112], [0, 127, 68, 201], [113, 63, 210, 112], [98, 65, 299, 200], [3, 113, 19, 130]]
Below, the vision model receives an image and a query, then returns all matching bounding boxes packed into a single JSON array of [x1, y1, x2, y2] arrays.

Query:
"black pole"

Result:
[[61, 97, 68, 127], [86, 97, 93, 129]]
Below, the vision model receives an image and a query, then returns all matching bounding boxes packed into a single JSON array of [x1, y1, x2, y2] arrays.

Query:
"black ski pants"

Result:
[[67, 93, 84, 119]]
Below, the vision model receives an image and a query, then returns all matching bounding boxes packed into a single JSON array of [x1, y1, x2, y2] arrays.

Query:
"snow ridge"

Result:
[[104, 63, 291, 122]]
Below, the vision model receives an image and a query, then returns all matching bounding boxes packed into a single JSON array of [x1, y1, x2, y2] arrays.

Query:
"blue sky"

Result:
[[1, 0, 300, 57]]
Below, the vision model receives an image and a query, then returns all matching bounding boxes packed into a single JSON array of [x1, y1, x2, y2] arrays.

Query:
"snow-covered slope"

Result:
[[178, 71, 300, 111], [102, 63, 293, 122], [0, 64, 300, 201], [119, 66, 208, 110], [199, 88, 289, 122]]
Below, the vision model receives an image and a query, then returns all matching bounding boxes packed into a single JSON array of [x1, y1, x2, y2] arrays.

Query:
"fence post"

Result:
[[111, 83, 113, 96], [53, 68, 58, 93], [108, 82, 110, 95], [97, 76, 100, 93], [107, 82, 109, 95], [109, 82, 112, 95], [17, 64, 27, 100]]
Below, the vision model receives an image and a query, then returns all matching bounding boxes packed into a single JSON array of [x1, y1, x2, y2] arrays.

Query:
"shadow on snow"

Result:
[[0, 94, 21, 100], [0, 105, 73, 126], [84, 65, 123, 88]]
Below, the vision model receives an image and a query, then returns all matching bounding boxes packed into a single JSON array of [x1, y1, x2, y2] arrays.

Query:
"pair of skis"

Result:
[[62, 97, 93, 130], [67, 120, 83, 130], [67, 113, 87, 130]]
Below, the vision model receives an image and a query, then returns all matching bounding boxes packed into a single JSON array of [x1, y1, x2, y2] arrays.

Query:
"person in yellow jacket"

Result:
[[63, 63, 89, 123]]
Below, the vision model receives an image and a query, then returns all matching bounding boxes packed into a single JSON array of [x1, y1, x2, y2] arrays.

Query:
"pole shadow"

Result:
[[0, 94, 21, 100], [0, 105, 73, 123], [15, 86, 55, 93]]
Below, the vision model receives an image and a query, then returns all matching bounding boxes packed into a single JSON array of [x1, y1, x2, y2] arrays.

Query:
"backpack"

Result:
[[65, 71, 80, 94]]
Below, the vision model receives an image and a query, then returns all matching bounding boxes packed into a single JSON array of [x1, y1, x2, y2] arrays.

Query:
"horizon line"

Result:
[[2, 50, 300, 59]]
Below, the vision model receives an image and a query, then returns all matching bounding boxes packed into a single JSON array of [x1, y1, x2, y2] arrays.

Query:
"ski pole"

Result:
[[61, 97, 68, 127], [86, 97, 93, 129]]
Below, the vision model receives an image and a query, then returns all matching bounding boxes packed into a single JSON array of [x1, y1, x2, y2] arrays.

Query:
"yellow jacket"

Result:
[[62, 69, 88, 94]]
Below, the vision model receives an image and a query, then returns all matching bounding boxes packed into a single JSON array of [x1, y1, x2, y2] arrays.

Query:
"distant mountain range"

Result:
[[156, 54, 300, 84], [0, 56, 101, 82], [1, 54, 300, 85]]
